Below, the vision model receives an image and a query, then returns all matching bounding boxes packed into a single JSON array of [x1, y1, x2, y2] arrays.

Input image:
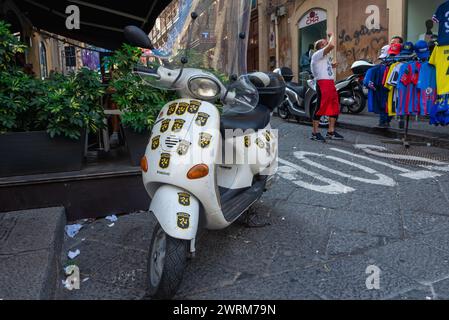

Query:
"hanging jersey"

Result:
[[363, 65, 388, 114], [430, 96, 449, 126], [429, 45, 449, 95], [387, 63, 403, 86], [433, 1, 449, 46], [382, 65, 390, 86], [417, 62, 437, 116], [384, 63, 402, 116], [410, 61, 422, 115], [396, 63, 413, 116]]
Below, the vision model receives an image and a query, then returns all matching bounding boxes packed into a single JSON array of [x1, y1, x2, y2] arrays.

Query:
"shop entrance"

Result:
[[298, 9, 327, 79], [406, 0, 446, 43]]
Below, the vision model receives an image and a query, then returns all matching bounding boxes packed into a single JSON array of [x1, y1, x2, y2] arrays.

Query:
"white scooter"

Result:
[[124, 0, 285, 300]]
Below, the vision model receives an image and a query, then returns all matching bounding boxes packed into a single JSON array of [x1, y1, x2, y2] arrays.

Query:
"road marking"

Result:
[[278, 158, 355, 195], [293, 151, 397, 187], [354, 144, 449, 173], [331, 148, 442, 180], [278, 144, 448, 195]]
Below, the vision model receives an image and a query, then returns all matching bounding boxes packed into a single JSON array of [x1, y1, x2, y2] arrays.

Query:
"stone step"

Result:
[[0, 207, 66, 300]]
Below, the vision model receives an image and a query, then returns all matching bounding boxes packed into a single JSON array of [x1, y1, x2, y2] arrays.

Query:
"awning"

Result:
[[13, 0, 173, 50]]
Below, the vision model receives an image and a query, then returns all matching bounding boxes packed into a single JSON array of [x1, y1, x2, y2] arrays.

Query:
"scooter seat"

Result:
[[220, 104, 271, 134], [287, 83, 306, 98]]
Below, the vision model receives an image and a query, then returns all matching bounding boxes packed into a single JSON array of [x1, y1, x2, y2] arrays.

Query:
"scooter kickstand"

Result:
[[238, 207, 271, 229]]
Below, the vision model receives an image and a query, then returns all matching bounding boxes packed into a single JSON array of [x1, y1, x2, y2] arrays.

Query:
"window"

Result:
[[39, 42, 48, 79], [65, 46, 77, 68]]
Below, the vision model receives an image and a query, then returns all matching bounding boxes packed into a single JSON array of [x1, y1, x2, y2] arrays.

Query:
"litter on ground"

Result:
[[65, 224, 83, 238]]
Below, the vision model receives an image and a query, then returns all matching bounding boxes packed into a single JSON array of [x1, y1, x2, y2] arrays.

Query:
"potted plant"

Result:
[[0, 21, 105, 177], [109, 45, 176, 166]]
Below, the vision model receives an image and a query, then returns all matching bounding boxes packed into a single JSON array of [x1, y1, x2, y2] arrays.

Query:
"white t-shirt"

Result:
[[311, 48, 334, 80]]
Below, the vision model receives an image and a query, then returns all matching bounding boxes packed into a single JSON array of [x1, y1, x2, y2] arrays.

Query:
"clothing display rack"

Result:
[[380, 55, 429, 149]]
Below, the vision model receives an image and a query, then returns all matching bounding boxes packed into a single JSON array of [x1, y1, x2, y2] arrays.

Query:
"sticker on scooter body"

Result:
[[256, 138, 265, 149], [159, 153, 171, 169], [195, 112, 210, 126], [151, 136, 161, 150], [188, 101, 201, 114], [167, 103, 178, 116], [178, 192, 191, 206], [264, 131, 271, 142], [244, 136, 251, 148], [177, 140, 191, 156], [172, 119, 186, 132], [177, 212, 190, 230], [199, 133, 212, 148], [176, 103, 189, 116], [160, 120, 171, 133]]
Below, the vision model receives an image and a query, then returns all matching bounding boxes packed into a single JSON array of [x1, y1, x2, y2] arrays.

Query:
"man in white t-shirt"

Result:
[[310, 32, 343, 142]]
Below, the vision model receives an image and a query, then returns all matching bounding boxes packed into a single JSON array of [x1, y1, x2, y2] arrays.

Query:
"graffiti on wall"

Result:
[[336, 0, 388, 79]]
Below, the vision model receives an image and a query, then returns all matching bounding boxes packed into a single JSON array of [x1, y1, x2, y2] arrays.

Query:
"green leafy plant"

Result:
[[0, 21, 25, 71], [108, 44, 177, 133], [36, 69, 105, 139], [0, 20, 105, 139], [0, 69, 45, 132]]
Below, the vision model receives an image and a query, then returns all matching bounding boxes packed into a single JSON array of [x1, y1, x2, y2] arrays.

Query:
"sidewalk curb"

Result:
[[0, 207, 66, 300], [283, 115, 449, 149], [337, 121, 449, 149]]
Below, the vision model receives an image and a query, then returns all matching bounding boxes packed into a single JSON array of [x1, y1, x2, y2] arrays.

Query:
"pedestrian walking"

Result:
[[310, 32, 343, 142]]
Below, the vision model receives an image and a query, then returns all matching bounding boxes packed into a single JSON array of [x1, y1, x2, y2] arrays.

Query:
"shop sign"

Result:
[[298, 9, 327, 29]]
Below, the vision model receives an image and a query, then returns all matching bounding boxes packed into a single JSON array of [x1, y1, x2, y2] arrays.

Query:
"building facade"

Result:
[[1, 0, 91, 79], [255, 0, 446, 80]]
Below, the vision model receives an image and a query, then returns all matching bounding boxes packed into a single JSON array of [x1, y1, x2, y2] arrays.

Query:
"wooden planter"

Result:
[[0, 131, 86, 178], [123, 127, 150, 167]]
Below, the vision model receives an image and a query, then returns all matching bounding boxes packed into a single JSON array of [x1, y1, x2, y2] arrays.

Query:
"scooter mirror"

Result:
[[124, 26, 153, 49]]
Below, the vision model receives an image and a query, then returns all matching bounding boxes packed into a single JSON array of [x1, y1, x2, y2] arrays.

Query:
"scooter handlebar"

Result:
[[133, 66, 160, 78]]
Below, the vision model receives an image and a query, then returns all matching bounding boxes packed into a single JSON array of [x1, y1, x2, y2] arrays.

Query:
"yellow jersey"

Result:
[[384, 63, 399, 116], [429, 45, 449, 95]]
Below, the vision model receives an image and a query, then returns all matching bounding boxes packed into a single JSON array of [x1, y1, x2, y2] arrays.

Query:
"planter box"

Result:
[[123, 127, 151, 167], [0, 131, 86, 178]]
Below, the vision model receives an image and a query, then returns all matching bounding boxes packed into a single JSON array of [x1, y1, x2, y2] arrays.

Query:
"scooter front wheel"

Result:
[[146, 223, 189, 300], [277, 102, 290, 120]]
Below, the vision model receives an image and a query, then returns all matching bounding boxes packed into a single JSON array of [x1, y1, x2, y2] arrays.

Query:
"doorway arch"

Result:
[[298, 9, 327, 76], [290, 0, 337, 81]]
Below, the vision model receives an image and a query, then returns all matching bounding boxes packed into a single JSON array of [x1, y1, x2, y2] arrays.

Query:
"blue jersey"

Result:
[[433, 1, 449, 46], [430, 96, 449, 126], [417, 62, 437, 116], [363, 65, 388, 114], [396, 63, 414, 116]]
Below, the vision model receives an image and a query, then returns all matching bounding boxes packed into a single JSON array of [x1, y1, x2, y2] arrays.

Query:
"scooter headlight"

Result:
[[188, 76, 221, 100]]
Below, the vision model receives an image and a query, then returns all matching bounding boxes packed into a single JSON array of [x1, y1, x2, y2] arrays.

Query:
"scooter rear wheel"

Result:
[[146, 223, 188, 300], [347, 90, 366, 114]]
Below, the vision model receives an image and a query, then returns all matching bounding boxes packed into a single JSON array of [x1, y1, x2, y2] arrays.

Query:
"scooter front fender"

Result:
[[150, 185, 200, 241]]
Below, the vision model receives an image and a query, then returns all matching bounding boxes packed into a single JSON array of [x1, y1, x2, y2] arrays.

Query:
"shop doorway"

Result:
[[247, 8, 259, 72], [406, 0, 445, 43], [298, 9, 327, 81]]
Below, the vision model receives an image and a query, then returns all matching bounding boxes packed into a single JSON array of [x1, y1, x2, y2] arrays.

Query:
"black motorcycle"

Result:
[[275, 61, 374, 123]]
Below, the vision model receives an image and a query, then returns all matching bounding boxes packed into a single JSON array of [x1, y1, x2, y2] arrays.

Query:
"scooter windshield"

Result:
[[141, 0, 258, 112]]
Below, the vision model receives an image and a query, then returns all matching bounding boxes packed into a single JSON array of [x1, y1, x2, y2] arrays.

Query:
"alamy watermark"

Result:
[[66, 5, 80, 30], [366, 265, 381, 290]]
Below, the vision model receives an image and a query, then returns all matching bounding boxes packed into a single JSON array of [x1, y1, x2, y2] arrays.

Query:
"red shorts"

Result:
[[315, 79, 340, 117]]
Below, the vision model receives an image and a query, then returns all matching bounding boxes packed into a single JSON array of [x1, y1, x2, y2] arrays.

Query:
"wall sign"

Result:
[[298, 9, 327, 29]]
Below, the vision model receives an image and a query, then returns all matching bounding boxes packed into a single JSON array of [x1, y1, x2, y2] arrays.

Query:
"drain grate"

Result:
[[369, 144, 449, 167]]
